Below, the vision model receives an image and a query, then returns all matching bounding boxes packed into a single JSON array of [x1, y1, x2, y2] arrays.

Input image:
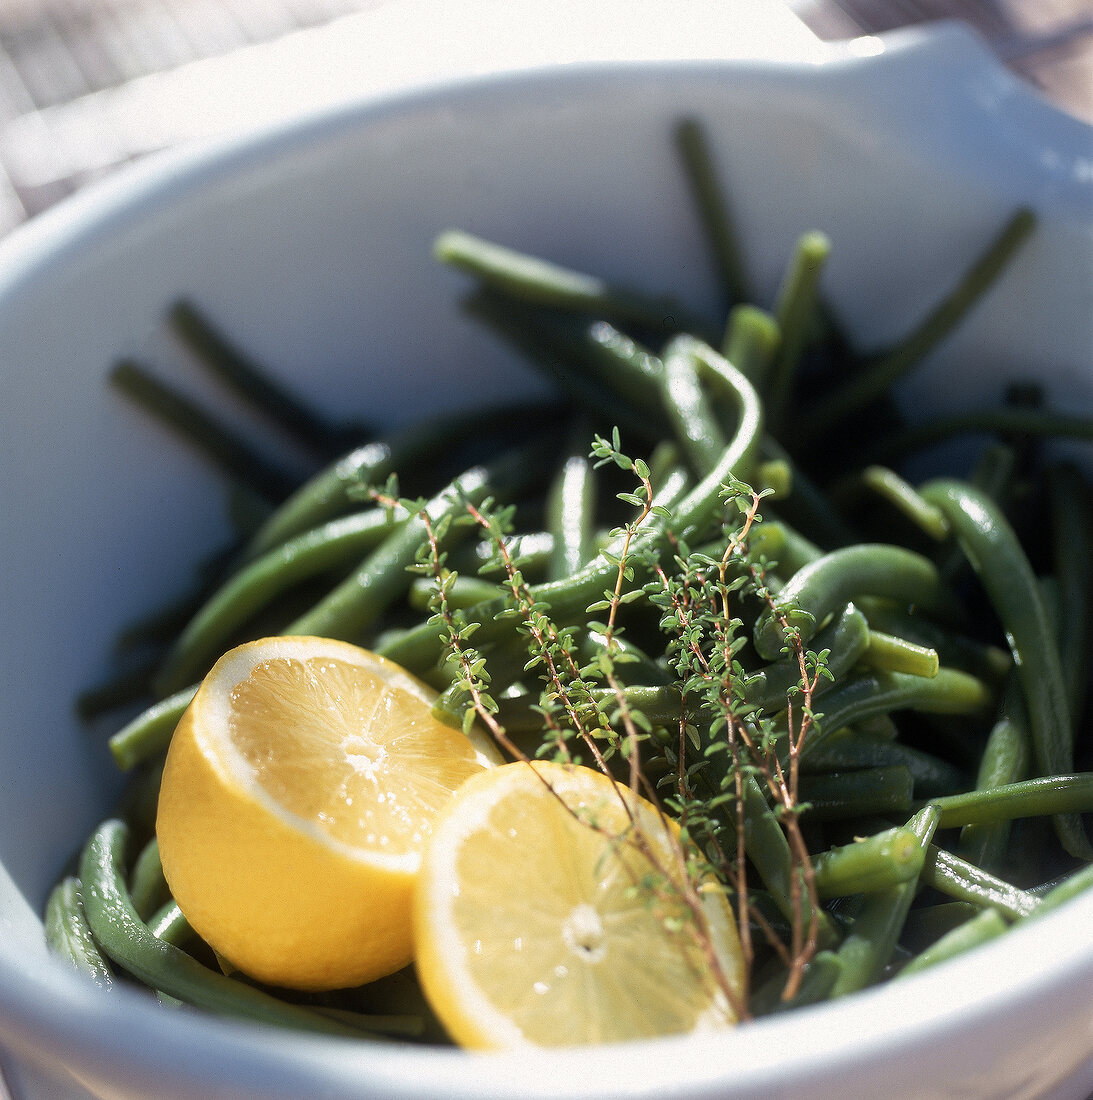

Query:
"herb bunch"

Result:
[[404, 428, 830, 1018]]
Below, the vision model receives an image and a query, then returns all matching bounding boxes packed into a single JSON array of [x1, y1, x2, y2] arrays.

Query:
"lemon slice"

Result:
[[413, 760, 744, 1048], [156, 636, 500, 991]]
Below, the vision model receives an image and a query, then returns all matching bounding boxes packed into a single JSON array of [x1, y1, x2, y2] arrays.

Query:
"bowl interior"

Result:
[[0, 25, 1091, 1100]]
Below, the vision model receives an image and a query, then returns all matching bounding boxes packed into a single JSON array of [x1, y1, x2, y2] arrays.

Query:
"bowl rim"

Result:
[[0, 19, 1089, 295], [0, 23, 1091, 1099]]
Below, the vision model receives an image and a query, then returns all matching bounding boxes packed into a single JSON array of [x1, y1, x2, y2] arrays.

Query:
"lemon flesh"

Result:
[[413, 760, 743, 1048], [157, 636, 498, 991]]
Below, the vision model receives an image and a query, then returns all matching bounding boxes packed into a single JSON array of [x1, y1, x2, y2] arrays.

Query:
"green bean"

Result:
[[738, 889, 796, 946], [109, 686, 196, 771], [109, 359, 299, 503], [147, 900, 193, 947], [128, 837, 170, 920], [672, 115, 856, 388], [801, 728, 965, 800], [859, 465, 950, 541], [722, 304, 779, 390], [659, 338, 728, 475], [958, 680, 1032, 872], [78, 818, 401, 1037], [880, 943, 919, 980], [287, 457, 519, 642], [501, 294, 665, 404], [798, 766, 914, 823], [1026, 874, 1071, 898], [769, 477, 857, 554], [325, 968, 447, 1043], [803, 667, 991, 758], [897, 908, 1009, 978], [168, 300, 359, 457], [857, 598, 1012, 683], [434, 229, 701, 335], [493, 321, 727, 483], [674, 118, 750, 308], [811, 826, 925, 898], [859, 630, 939, 679], [760, 663, 985, 792], [829, 805, 939, 997], [920, 844, 1039, 919], [937, 440, 1020, 594], [930, 774, 1093, 828], [157, 506, 402, 694], [45, 877, 115, 988], [645, 439, 688, 490], [753, 543, 953, 661], [546, 445, 598, 582], [920, 478, 1091, 859], [806, 207, 1036, 440], [635, 454, 694, 523], [243, 440, 392, 559], [929, 439, 1016, 589], [766, 230, 830, 430], [674, 337, 765, 503], [1039, 578, 1063, 670]]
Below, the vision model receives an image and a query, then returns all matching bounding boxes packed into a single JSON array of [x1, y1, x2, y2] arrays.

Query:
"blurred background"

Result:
[[0, 0, 1087, 236]]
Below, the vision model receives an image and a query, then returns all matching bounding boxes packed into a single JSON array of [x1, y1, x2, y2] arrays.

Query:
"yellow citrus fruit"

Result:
[[413, 759, 744, 1048], [156, 635, 501, 991]]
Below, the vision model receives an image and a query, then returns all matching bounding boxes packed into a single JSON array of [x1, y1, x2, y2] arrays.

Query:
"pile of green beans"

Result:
[[52, 119, 1092, 1039]]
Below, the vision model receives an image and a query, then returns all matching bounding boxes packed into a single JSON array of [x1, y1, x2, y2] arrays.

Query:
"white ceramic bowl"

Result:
[[0, 22, 1090, 1100]]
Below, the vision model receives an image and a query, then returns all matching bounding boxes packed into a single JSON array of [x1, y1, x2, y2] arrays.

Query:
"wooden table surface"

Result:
[[0, 0, 1087, 234]]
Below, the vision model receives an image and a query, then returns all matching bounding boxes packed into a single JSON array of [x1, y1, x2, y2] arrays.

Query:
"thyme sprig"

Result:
[[405, 432, 830, 1017]]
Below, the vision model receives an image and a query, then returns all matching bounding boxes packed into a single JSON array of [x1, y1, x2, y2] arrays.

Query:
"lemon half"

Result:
[[413, 760, 744, 1048], [156, 636, 500, 991]]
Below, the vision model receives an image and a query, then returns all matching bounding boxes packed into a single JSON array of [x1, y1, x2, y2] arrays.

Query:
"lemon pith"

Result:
[[156, 636, 498, 991], [413, 760, 743, 1048]]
